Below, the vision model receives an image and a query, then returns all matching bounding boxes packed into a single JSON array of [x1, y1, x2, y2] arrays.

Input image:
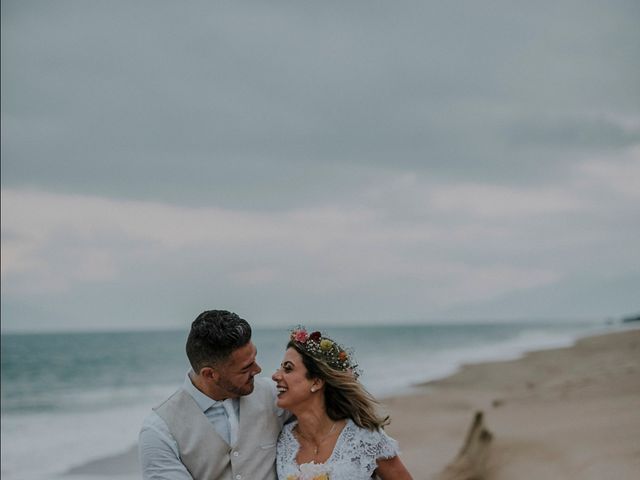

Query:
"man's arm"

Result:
[[139, 412, 193, 480]]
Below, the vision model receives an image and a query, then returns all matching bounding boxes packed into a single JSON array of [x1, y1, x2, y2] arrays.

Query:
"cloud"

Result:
[[2, 142, 638, 330], [429, 184, 583, 218], [3, 0, 639, 208], [0, 185, 561, 294], [578, 146, 640, 200]]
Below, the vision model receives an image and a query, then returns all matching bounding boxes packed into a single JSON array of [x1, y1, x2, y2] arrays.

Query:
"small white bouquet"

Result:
[[286, 461, 331, 480]]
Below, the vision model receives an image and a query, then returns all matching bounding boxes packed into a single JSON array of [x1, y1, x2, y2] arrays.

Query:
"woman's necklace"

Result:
[[296, 421, 337, 456]]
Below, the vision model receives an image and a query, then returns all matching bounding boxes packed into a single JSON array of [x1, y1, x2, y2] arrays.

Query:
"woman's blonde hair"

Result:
[[288, 340, 390, 431]]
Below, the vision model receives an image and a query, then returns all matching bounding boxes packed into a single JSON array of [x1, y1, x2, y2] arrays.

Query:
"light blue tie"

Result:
[[222, 399, 239, 446]]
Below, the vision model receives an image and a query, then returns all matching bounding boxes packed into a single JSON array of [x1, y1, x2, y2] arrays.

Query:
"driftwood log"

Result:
[[432, 411, 493, 480]]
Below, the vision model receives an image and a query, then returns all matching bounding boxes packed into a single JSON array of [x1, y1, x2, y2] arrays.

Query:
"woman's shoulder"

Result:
[[344, 418, 384, 436], [344, 419, 399, 450], [334, 419, 400, 477]]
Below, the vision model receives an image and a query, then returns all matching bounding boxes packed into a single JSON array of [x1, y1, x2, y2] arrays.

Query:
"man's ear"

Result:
[[200, 366, 219, 382]]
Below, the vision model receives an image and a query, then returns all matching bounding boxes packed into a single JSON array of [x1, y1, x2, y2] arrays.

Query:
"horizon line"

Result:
[[1, 315, 626, 336]]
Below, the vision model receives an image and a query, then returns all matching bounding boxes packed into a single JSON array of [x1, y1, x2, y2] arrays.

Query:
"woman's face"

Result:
[[271, 347, 316, 411]]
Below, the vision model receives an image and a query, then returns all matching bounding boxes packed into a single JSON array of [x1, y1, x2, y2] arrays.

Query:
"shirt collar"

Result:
[[183, 370, 224, 412]]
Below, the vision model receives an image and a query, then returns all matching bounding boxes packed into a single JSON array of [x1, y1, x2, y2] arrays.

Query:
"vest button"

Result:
[[233, 451, 239, 457], [235, 475, 242, 480]]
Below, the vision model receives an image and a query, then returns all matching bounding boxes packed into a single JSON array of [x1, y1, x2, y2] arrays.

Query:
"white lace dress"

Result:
[[276, 419, 400, 480]]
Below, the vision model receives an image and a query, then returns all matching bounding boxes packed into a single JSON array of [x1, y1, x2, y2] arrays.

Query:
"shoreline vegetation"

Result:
[[66, 327, 640, 479]]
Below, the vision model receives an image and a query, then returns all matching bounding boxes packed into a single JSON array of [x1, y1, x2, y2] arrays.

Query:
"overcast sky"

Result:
[[2, 0, 639, 332]]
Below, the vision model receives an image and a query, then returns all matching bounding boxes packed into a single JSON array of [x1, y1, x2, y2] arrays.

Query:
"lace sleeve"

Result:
[[357, 428, 400, 476]]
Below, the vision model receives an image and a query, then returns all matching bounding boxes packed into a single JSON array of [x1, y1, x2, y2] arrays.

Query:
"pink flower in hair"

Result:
[[293, 329, 309, 343]]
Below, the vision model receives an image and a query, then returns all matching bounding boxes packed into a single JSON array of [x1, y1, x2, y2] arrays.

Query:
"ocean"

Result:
[[0, 320, 622, 480]]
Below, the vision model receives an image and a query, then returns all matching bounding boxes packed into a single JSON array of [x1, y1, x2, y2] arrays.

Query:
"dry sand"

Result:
[[66, 327, 640, 479], [384, 327, 640, 479]]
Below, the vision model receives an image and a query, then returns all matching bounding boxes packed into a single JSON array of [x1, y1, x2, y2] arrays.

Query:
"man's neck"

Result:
[[188, 371, 230, 402]]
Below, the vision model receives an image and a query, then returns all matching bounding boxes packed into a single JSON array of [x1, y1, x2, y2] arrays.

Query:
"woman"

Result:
[[271, 327, 413, 480]]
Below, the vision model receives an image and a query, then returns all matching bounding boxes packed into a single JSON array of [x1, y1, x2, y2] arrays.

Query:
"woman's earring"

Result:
[[310, 388, 316, 393]]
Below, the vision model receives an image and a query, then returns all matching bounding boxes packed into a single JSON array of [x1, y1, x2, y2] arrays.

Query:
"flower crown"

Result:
[[289, 326, 360, 377]]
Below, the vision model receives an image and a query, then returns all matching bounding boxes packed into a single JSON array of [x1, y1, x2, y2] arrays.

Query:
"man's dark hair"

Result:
[[186, 310, 252, 372]]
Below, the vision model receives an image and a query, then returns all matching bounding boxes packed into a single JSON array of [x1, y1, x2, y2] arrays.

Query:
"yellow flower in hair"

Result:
[[319, 339, 334, 351]]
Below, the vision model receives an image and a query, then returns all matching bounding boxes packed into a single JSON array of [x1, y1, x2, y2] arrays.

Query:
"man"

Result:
[[139, 310, 287, 480]]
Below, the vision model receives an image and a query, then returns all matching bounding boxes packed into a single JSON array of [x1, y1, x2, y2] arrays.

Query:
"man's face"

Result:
[[215, 341, 262, 398]]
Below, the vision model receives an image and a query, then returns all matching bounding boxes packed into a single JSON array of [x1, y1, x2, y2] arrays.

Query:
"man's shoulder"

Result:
[[141, 409, 165, 430], [143, 388, 190, 433], [142, 387, 184, 427], [153, 388, 189, 411], [243, 377, 277, 408], [139, 390, 188, 446]]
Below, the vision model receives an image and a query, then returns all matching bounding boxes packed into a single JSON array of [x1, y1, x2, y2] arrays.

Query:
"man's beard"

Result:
[[216, 376, 255, 397]]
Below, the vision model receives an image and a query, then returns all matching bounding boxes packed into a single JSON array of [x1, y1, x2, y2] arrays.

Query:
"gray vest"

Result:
[[154, 379, 282, 480]]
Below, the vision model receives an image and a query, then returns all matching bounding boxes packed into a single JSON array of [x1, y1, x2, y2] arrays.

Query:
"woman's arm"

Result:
[[375, 455, 413, 480]]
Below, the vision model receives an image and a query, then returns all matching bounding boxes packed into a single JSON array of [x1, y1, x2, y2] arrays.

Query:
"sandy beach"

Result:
[[385, 327, 640, 479], [66, 327, 640, 479]]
